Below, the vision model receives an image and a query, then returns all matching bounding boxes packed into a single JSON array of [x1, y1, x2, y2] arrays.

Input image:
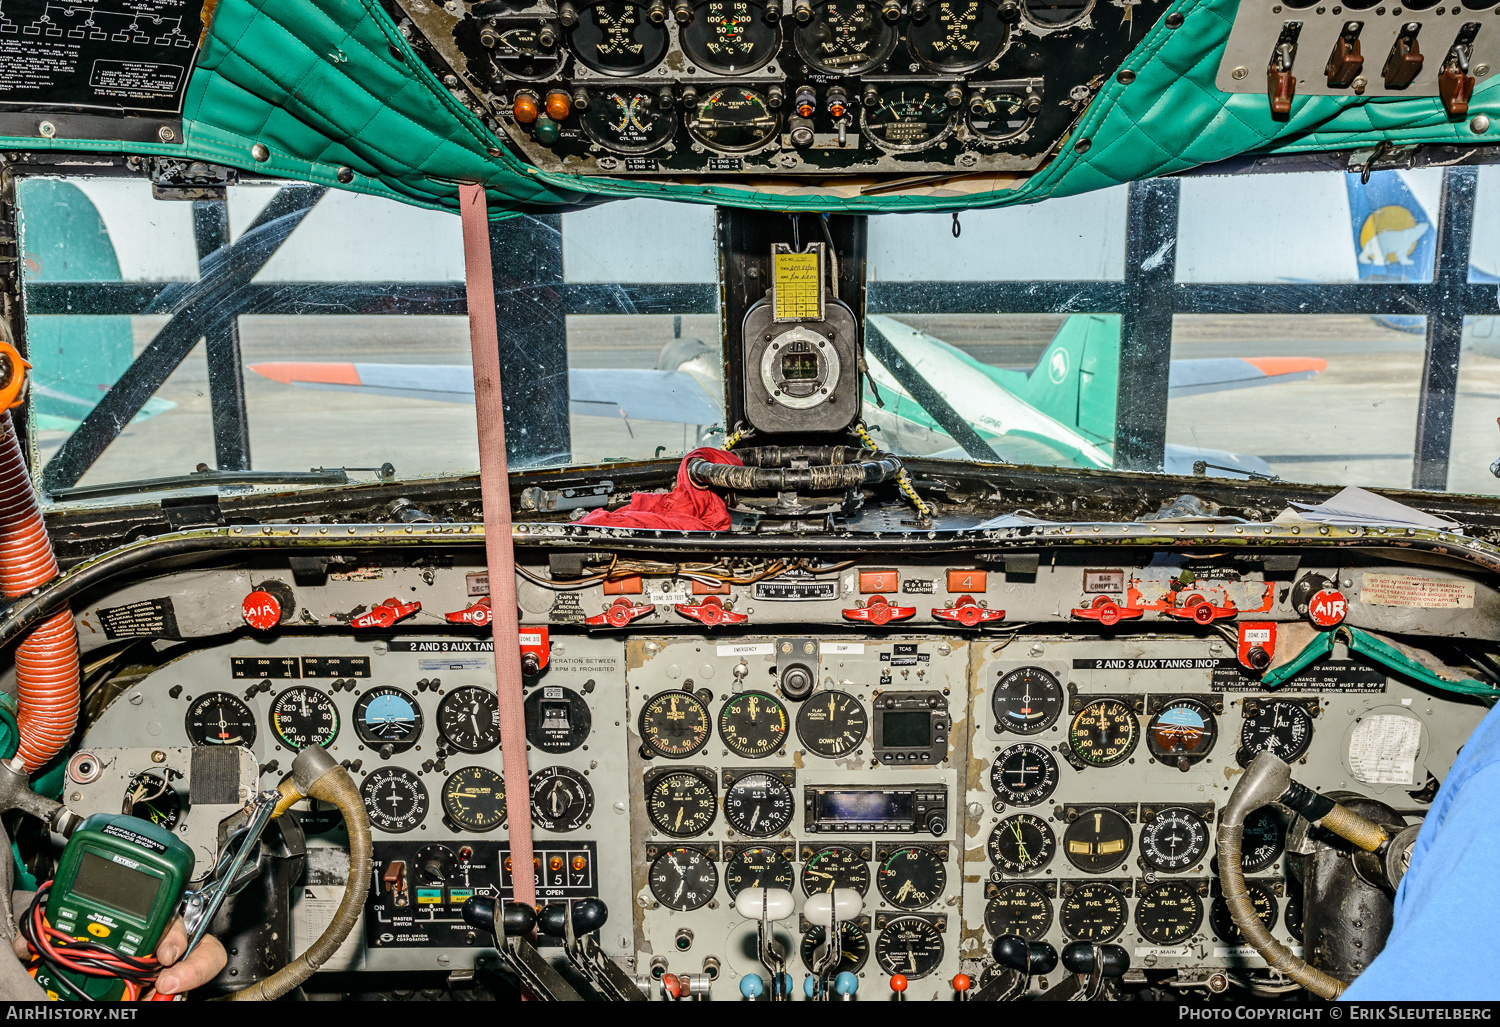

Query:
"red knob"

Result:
[[843, 595, 916, 626], [890, 974, 908, 993], [585, 597, 655, 628], [662, 973, 682, 999], [1071, 595, 1143, 625], [242, 590, 281, 631], [952, 973, 971, 992]]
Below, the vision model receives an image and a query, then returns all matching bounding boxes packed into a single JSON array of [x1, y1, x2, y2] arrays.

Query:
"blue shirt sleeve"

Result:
[[1341, 758, 1500, 1000]]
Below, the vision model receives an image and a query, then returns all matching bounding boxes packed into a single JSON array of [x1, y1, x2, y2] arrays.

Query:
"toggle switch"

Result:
[[1440, 23, 1482, 117], [1266, 22, 1302, 117], [1325, 21, 1364, 88], [1384, 22, 1424, 89]]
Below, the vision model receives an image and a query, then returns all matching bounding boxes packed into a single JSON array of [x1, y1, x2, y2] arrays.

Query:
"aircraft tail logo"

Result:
[[1345, 170, 1436, 282], [1357, 205, 1429, 266]]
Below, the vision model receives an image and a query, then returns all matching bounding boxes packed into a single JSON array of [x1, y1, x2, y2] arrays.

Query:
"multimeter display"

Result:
[[70, 852, 162, 921]]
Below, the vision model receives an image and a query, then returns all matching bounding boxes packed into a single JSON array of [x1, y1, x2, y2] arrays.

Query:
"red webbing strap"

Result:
[[459, 183, 534, 910]]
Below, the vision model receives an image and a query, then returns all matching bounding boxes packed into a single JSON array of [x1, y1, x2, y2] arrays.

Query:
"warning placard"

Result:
[[1361, 572, 1475, 609], [0, 0, 205, 114]]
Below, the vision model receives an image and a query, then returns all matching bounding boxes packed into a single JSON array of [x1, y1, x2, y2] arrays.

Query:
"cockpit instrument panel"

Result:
[[383, 0, 1174, 177]]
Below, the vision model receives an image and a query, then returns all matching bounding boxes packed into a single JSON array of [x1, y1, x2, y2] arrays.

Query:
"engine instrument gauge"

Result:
[[639, 689, 713, 759], [1239, 701, 1314, 763], [874, 916, 944, 979], [688, 87, 780, 153], [1063, 807, 1133, 873], [680, 0, 779, 73], [718, 691, 789, 758], [1023, 0, 1092, 27], [437, 686, 500, 754], [1140, 807, 1210, 873], [649, 846, 719, 911], [1068, 698, 1139, 767], [877, 846, 946, 909], [801, 844, 870, 896], [984, 882, 1053, 941], [486, 23, 567, 80], [795, 690, 868, 757], [1211, 882, 1277, 942], [125, 773, 181, 830], [529, 766, 594, 831], [966, 90, 1036, 143], [1240, 806, 1286, 873], [353, 686, 423, 753], [1148, 698, 1218, 767], [361, 767, 429, 833], [441, 766, 507, 831], [987, 813, 1056, 875], [990, 742, 1059, 806], [724, 846, 795, 897], [907, 0, 1009, 72], [793, 0, 898, 75], [1059, 883, 1127, 941], [1134, 882, 1203, 945], [269, 686, 339, 751], [861, 87, 954, 153], [185, 692, 257, 747], [800, 922, 869, 973], [724, 772, 795, 836], [646, 770, 718, 837], [581, 88, 677, 154], [1284, 884, 1304, 941], [992, 667, 1064, 735], [567, 1, 670, 75]]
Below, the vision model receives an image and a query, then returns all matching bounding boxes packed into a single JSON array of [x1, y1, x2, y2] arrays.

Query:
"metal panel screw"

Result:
[[1231, 66, 1249, 79], [37, 121, 55, 138], [158, 126, 176, 142]]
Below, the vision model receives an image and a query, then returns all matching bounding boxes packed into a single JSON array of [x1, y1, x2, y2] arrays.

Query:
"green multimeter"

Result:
[[34, 813, 195, 1001]]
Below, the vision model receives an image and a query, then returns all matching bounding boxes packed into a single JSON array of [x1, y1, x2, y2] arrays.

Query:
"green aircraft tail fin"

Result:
[[1017, 314, 1122, 446]]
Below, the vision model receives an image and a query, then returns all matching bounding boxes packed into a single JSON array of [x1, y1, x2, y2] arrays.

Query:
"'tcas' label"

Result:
[[1308, 589, 1347, 628], [243, 590, 281, 630]]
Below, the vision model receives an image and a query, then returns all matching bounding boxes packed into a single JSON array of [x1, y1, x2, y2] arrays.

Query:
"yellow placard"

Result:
[[773, 251, 821, 320]]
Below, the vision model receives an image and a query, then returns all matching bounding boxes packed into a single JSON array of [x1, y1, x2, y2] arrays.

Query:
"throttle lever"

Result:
[[977, 935, 1058, 1000], [1061, 941, 1129, 1000]]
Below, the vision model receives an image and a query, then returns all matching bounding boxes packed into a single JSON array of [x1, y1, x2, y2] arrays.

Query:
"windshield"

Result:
[[17, 165, 1500, 504]]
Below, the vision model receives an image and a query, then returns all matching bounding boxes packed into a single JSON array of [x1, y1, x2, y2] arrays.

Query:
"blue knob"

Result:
[[740, 974, 765, 999], [773, 972, 794, 997], [804, 974, 819, 998], [834, 971, 859, 996]]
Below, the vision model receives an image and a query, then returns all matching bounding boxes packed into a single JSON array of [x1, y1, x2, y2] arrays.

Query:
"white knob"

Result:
[[734, 887, 795, 921], [803, 888, 863, 926]]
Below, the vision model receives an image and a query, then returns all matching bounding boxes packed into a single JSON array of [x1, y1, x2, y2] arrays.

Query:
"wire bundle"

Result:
[[19, 884, 160, 1001]]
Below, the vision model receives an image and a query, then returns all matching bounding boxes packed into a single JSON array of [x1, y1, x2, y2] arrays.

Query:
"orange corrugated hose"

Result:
[[0, 336, 78, 771]]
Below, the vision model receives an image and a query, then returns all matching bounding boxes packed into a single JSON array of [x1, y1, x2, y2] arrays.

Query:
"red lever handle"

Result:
[[1162, 593, 1238, 624], [585, 597, 657, 628], [843, 595, 916, 625], [351, 597, 421, 629], [445, 596, 492, 627], [675, 595, 747, 627], [931, 595, 1004, 627], [1070, 595, 1144, 626]]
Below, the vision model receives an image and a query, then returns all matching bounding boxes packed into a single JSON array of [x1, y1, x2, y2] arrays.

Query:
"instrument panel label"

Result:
[[1361, 572, 1476, 609], [98, 596, 180, 640], [882, 644, 930, 666], [231, 655, 373, 678], [1211, 660, 1386, 693], [717, 642, 775, 656], [387, 640, 493, 653]]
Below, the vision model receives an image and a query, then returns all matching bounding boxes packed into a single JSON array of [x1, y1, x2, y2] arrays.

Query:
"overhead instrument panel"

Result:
[[383, 0, 1174, 177]]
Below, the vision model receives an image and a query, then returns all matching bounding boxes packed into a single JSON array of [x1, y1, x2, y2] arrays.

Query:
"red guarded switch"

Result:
[[445, 596, 492, 627], [1071, 595, 1144, 626], [242, 590, 282, 631], [675, 595, 747, 627], [519, 626, 550, 674], [351, 597, 421, 629], [843, 595, 916, 626], [1163, 593, 1238, 625], [585, 597, 656, 629], [931, 594, 1004, 627]]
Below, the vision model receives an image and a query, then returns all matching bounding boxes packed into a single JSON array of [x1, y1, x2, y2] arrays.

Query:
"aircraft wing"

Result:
[[249, 362, 722, 425], [1167, 357, 1327, 399]]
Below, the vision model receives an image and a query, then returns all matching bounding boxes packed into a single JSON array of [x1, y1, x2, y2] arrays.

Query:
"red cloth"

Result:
[[578, 447, 742, 531]]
